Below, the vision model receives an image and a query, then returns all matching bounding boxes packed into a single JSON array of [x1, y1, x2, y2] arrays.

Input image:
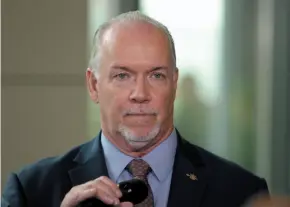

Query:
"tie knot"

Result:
[[127, 159, 151, 179]]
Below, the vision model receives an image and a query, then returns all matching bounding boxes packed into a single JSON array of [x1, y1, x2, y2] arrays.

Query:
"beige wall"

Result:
[[1, 0, 88, 189]]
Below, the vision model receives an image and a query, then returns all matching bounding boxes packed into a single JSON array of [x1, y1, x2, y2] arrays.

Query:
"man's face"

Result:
[[88, 22, 178, 150]]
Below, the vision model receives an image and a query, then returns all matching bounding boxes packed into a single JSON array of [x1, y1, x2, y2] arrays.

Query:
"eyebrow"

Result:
[[111, 65, 169, 73]]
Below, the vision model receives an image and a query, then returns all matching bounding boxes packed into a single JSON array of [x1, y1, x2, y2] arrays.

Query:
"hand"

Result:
[[60, 176, 133, 207], [247, 195, 290, 207]]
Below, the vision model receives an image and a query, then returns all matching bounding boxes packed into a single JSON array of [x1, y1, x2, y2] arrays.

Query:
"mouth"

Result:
[[124, 114, 156, 123], [122, 109, 158, 118], [126, 113, 156, 116]]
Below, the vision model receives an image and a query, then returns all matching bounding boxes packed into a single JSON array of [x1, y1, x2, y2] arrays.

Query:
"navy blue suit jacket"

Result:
[[2, 131, 269, 207]]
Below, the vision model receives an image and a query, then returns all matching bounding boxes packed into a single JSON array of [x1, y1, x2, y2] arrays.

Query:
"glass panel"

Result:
[[140, 0, 226, 156]]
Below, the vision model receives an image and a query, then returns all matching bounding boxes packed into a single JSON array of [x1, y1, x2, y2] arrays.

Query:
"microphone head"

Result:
[[119, 178, 148, 204]]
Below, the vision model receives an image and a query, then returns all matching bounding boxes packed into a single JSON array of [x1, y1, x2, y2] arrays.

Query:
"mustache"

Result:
[[122, 108, 158, 116]]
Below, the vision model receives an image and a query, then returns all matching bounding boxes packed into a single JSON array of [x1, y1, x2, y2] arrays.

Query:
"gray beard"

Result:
[[118, 123, 161, 151]]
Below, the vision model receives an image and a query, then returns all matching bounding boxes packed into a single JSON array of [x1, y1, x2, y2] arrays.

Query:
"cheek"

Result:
[[104, 92, 127, 115], [154, 89, 175, 112]]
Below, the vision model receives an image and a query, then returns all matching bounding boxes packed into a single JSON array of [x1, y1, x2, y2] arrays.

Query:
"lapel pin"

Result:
[[186, 173, 198, 181]]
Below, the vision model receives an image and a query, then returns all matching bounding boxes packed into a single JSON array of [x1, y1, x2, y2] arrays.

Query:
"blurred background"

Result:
[[1, 0, 289, 195]]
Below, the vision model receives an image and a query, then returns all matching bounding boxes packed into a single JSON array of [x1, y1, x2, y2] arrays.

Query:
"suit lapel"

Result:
[[167, 133, 209, 207], [68, 132, 109, 186], [67, 130, 209, 207]]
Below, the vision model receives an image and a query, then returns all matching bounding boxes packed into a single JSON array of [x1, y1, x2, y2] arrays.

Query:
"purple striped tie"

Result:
[[127, 159, 154, 207]]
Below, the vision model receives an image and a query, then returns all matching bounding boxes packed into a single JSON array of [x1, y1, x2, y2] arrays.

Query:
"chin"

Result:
[[118, 123, 161, 146], [127, 140, 151, 151], [130, 126, 155, 136]]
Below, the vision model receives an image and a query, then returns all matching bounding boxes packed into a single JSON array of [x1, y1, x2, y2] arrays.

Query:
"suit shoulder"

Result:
[[182, 140, 265, 183], [15, 140, 90, 186]]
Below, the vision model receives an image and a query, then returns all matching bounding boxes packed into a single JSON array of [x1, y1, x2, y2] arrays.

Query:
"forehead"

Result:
[[106, 21, 167, 39], [100, 21, 173, 68]]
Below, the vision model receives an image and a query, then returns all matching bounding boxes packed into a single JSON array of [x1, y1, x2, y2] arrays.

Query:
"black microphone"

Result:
[[118, 178, 148, 204], [78, 178, 148, 206]]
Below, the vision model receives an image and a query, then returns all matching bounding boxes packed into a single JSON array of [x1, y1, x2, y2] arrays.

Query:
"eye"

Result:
[[114, 72, 130, 80], [152, 72, 165, 79]]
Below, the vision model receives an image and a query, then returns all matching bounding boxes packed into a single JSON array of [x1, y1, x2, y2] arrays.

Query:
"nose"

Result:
[[129, 77, 151, 103]]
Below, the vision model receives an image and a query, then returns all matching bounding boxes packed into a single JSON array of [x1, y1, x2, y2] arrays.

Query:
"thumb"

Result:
[[118, 202, 133, 207]]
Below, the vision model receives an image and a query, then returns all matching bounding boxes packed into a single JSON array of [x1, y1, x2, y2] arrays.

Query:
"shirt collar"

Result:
[[142, 129, 177, 182], [101, 129, 177, 182], [101, 134, 133, 182]]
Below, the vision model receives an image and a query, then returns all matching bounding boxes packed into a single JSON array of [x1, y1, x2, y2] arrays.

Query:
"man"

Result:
[[2, 11, 269, 207]]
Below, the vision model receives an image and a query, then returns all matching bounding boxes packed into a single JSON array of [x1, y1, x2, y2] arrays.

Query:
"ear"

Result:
[[173, 67, 179, 89], [173, 68, 179, 99], [86, 68, 99, 103]]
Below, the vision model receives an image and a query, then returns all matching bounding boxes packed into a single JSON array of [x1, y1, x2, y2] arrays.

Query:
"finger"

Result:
[[96, 177, 122, 198], [81, 178, 119, 200], [118, 202, 134, 207], [61, 188, 99, 207], [79, 180, 97, 190], [61, 177, 122, 207], [94, 182, 120, 205]]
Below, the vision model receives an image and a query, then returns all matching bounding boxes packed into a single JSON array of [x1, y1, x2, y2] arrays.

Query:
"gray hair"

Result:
[[88, 10, 176, 74]]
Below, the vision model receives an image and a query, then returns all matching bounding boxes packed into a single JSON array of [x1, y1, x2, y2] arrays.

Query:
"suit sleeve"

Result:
[[242, 178, 270, 207], [257, 178, 270, 195], [1, 173, 27, 207]]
